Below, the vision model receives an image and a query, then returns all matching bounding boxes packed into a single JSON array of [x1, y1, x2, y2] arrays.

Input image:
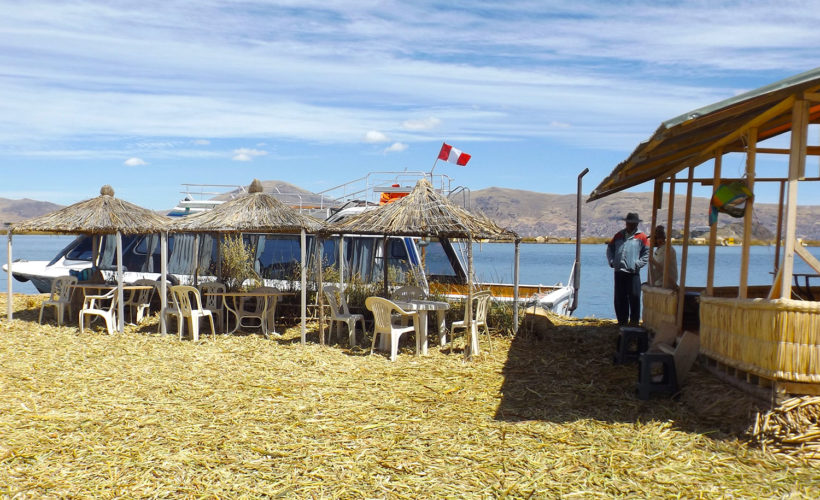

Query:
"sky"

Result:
[[1, 0, 819, 211]]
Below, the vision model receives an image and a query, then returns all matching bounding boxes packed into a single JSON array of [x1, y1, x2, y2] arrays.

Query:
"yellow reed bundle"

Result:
[[701, 297, 820, 383], [641, 285, 677, 332]]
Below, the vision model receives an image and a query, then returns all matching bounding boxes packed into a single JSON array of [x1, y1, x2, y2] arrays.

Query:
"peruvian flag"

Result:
[[437, 143, 471, 166]]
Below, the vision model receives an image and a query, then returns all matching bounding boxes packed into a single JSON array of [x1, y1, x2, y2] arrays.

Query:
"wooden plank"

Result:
[[776, 381, 820, 397], [703, 96, 795, 158], [780, 99, 810, 298], [795, 242, 820, 273], [706, 152, 722, 297], [739, 127, 757, 299], [649, 179, 661, 286], [774, 180, 785, 279], [699, 356, 773, 404], [665, 175, 676, 289], [676, 166, 694, 328]]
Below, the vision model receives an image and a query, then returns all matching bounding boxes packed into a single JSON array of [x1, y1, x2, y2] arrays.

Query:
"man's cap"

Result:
[[624, 212, 642, 223]]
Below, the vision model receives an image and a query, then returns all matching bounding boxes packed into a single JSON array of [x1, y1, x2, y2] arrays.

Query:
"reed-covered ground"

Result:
[[1, 294, 817, 498]]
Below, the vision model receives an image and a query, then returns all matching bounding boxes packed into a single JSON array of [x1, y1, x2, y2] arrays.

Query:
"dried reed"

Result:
[[1, 294, 817, 498]]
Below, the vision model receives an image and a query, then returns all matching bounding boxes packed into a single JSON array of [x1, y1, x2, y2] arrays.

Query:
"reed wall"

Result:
[[700, 296, 820, 383]]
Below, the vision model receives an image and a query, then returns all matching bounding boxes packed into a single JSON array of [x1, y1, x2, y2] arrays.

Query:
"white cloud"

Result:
[[363, 130, 390, 143], [384, 142, 408, 153], [402, 117, 441, 131], [124, 157, 147, 166], [232, 147, 267, 161], [192, 139, 210, 145]]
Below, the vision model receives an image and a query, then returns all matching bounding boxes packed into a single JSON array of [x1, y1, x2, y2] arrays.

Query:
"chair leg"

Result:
[[39, 305, 46, 325], [370, 331, 379, 356], [79, 312, 85, 333], [191, 317, 200, 342], [390, 333, 400, 362], [208, 315, 215, 340], [347, 319, 356, 346]]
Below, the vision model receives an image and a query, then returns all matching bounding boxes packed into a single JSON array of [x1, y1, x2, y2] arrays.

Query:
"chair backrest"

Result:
[[465, 290, 493, 323], [365, 296, 409, 332], [85, 287, 118, 311], [247, 286, 278, 313], [50, 275, 77, 302], [171, 285, 203, 316], [392, 285, 426, 302], [127, 279, 156, 304], [323, 285, 343, 317], [199, 282, 225, 310]]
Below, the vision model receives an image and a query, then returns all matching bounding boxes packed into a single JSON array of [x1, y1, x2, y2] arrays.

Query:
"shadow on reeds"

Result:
[[494, 314, 768, 439]]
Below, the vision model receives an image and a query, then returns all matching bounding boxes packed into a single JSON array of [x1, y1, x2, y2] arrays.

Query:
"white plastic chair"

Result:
[[323, 285, 364, 346], [236, 286, 278, 336], [365, 296, 419, 362], [391, 285, 426, 301], [79, 288, 118, 335], [159, 285, 182, 334], [450, 290, 493, 353], [199, 281, 226, 332], [391, 285, 426, 327], [170, 285, 215, 341], [123, 279, 156, 324], [39, 275, 77, 326]]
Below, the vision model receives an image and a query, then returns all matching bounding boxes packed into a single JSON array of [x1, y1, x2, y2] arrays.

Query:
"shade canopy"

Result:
[[168, 179, 324, 234], [588, 66, 820, 201], [11, 185, 170, 235], [324, 178, 518, 240]]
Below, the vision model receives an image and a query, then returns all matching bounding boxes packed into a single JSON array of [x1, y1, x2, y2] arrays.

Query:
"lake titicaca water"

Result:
[[3, 235, 819, 320]]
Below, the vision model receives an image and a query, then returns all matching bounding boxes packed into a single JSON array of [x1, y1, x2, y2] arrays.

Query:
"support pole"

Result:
[[774, 180, 785, 276], [160, 231, 168, 334], [116, 231, 124, 333], [513, 239, 520, 333], [6, 232, 12, 322], [664, 175, 676, 289], [300, 229, 307, 344], [739, 127, 757, 299], [649, 179, 661, 286], [676, 166, 694, 331], [706, 151, 723, 296], [779, 99, 809, 299]]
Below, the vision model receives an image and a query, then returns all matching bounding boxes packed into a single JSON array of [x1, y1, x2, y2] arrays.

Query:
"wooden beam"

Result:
[[780, 99, 810, 299], [795, 243, 820, 274], [698, 176, 820, 185], [676, 166, 694, 331], [665, 175, 676, 290], [706, 151, 722, 297], [774, 181, 785, 281], [723, 146, 820, 155], [704, 96, 796, 159], [739, 127, 757, 299], [804, 92, 820, 104], [649, 179, 661, 286]]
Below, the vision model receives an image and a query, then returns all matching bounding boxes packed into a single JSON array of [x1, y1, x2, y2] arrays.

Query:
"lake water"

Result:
[[3, 235, 819, 320]]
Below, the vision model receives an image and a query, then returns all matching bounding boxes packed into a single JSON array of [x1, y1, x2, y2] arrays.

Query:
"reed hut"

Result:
[[168, 179, 325, 343], [324, 177, 519, 356], [7, 185, 170, 332], [589, 67, 820, 402]]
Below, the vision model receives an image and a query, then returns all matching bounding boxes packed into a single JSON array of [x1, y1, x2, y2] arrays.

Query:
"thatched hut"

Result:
[[324, 177, 519, 356], [168, 179, 325, 342], [8, 185, 170, 332], [589, 67, 820, 402]]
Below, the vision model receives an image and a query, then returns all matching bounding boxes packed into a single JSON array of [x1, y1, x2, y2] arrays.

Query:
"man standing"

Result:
[[606, 212, 649, 325]]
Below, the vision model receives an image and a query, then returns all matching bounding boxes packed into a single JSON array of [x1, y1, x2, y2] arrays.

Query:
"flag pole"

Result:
[[430, 141, 445, 179]]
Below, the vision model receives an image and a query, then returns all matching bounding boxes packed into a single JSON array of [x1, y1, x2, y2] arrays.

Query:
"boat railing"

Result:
[[315, 171, 457, 207]]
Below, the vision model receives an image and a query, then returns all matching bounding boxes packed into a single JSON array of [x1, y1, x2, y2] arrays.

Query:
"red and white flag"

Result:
[[437, 143, 471, 166]]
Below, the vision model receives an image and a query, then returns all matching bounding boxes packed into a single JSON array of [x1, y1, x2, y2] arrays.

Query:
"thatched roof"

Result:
[[11, 185, 170, 235], [169, 179, 325, 234], [325, 178, 518, 240]]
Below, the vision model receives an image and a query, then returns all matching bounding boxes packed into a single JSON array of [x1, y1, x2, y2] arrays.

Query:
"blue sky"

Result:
[[1, 0, 818, 210]]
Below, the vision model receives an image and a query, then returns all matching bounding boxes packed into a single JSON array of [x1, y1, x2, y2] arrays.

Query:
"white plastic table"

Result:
[[393, 299, 450, 355]]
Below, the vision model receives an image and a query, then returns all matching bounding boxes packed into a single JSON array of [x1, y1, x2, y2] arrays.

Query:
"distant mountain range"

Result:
[[3, 184, 819, 241]]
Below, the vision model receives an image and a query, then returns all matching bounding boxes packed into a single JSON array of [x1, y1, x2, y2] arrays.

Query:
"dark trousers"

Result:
[[614, 271, 641, 325]]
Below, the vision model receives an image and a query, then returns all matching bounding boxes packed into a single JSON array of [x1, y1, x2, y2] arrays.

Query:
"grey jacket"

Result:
[[606, 229, 649, 274]]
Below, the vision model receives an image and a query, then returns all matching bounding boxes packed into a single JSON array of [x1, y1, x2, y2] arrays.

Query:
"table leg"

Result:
[[417, 310, 428, 356], [469, 322, 480, 356], [436, 310, 447, 347]]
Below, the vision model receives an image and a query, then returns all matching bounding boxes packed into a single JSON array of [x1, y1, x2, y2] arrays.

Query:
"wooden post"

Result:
[[779, 99, 810, 299], [739, 127, 757, 299], [160, 231, 168, 335], [649, 179, 661, 285], [465, 236, 477, 360], [300, 229, 306, 344], [317, 237, 324, 345], [706, 151, 723, 296], [774, 180, 785, 276], [116, 231, 124, 333], [664, 175, 676, 289], [676, 166, 695, 331]]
